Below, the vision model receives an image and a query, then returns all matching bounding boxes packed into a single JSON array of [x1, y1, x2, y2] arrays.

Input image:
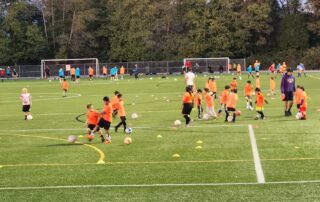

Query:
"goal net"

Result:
[[183, 57, 230, 73], [40, 58, 99, 78]]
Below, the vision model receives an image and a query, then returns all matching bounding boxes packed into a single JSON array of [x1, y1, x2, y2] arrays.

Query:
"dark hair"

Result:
[[255, 88, 261, 92], [203, 88, 209, 92], [103, 96, 110, 102], [117, 93, 123, 98], [256, 75, 260, 78], [300, 86, 305, 91], [232, 89, 238, 94], [114, 91, 120, 95], [270, 77, 274, 80], [233, 77, 237, 80], [287, 68, 293, 72], [296, 85, 301, 89], [224, 85, 230, 90], [247, 80, 251, 84], [63, 78, 67, 81], [186, 86, 192, 92], [197, 89, 202, 93], [86, 104, 92, 109]]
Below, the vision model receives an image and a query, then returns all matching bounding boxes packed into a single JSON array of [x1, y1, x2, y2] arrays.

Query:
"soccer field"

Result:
[[0, 73, 319, 201]]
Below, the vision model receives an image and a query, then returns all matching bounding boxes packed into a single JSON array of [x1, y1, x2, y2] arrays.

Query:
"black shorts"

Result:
[[120, 116, 126, 122], [71, 75, 75, 78], [227, 107, 236, 112], [182, 103, 193, 115], [98, 119, 111, 130], [76, 75, 80, 78], [103, 73, 106, 76], [88, 124, 99, 131], [59, 76, 64, 78], [284, 91, 294, 101], [111, 74, 115, 77], [22, 105, 30, 112], [89, 75, 93, 78]]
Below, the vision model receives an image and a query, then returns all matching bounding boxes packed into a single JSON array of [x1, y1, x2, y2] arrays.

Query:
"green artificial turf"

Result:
[[0, 73, 319, 201]]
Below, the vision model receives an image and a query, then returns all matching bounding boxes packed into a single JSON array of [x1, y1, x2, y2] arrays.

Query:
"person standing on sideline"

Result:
[[70, 67, 76, 82], [133, 64, 139, 79], [58, 67, 64, 83], [102, 66, 108, 80], [185, 68, 196, 91], [120, 65, 125, 80], [281, 68, 296, 117]]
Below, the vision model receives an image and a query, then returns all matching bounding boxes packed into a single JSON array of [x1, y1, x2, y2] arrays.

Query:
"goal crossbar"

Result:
[[183, 57, 230, 72]]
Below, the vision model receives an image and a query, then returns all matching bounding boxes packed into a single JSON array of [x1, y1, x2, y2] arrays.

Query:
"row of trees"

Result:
[[0, 0, 320, 68]]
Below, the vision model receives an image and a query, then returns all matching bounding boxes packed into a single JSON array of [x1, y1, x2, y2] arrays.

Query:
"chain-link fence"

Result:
[[2, 59, 246, 78]]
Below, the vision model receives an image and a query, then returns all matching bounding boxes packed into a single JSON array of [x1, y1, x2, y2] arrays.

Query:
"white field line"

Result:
[[248, 124, 265, 184], [0, 180, 320, 190], [0, 124, 244, 133], [309, 75, 320, 80]]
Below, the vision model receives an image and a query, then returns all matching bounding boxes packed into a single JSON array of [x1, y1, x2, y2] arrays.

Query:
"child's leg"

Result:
[[225, 110, 229, 122], [257, 111, 264, 119], [184, 114, 191, 125], [211, 107, 217, 117], [232, 112, 236, 122]]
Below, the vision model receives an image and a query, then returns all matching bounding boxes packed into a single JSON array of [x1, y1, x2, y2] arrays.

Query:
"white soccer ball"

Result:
[[227, 115, 233, 122], [202, 113, 210, 120], [174, 120, 182, 126], [125, 128, 133, 134], [26, 115, 33, 120], [67, 135, 77, 143], [296, 112, 302, 120], [131, 113, 138, 119]]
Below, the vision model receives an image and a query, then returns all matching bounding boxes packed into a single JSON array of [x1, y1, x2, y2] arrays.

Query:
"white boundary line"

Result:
[[0, 180, 319, 190], [248, 124, 265, 184]]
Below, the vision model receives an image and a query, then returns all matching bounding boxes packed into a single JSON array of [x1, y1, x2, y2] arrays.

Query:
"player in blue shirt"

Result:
[[75, 67, 81, 83], [58, 67, 64, 83], [247, 65, 254, 79]]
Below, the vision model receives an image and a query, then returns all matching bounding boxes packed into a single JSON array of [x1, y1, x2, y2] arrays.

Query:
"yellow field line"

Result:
[[7, 134, 105, 164], [1, 157, 320, 168]]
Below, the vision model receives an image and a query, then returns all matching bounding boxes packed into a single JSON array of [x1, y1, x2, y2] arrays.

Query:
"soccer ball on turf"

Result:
[[67, 135, 77, 143], [296, 112, 302, 120], [227, 116, 234, 122], [131, 113, 138, 119], [124, 137, 132, 145], [174, 120, 182, 126], [26, 115, 33, 120], [202, 113, 210, 120], [125, 128, 133, 134]]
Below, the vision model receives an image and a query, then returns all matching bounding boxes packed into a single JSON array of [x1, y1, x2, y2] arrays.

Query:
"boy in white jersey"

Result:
[[20, 88, 32, 120], [185, 68, 195, 91]]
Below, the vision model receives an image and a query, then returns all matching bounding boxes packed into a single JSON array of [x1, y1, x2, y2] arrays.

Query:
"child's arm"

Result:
[[265, 99, 269, 104]]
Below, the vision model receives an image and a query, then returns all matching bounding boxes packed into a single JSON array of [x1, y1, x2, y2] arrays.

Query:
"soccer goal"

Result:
[[40, 58, 99, 79], [183, 57, 230, 73]]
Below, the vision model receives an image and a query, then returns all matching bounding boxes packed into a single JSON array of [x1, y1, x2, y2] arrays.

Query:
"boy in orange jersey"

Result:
[[62, 78, 69, 97], [270, 77, 276, 96], [298, 86, 308, 120], [86, 104, 105, 142], [230, 78, 237, 91], [204, 88, 217, 118], [244, 80, 254, 111], [237, 64, 242, 80], [195, 89, 203, 119], [111, 91, 120, 118], [217, 85, 230, 117], [255, 88, 268, 120], [255, 75, 261, 89], [70, 67, 76, 82], [120, 65, 125, 80], [88, 66, 94, 81], [295, 85, 302, 110], [96, 96, 113, 144], [182, 86, 194, 127], [115, 94, 127, 132], [102, 66, 107, 80], [226, 89, 238, 122]]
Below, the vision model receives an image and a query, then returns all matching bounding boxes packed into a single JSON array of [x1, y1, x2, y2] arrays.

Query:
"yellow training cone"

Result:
[[172, 154, 180, 158], [196, 140, 203, 144], [96, 160, 106, 164], [195, 146, 203, 149]]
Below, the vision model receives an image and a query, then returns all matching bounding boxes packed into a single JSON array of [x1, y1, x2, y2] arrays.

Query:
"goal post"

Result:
[[40, 58, 99, 79], [183, 57, 230, 73]]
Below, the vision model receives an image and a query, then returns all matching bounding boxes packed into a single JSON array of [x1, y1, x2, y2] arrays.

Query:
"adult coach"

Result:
[[281, 68, 296, 117], [185, 68, 195, 90]]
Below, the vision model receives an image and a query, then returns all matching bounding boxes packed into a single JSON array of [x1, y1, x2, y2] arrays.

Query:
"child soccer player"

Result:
[[75, 67, 80, 83], [102, 66, 107, 80], [70, 67, 76, 82], [247, 65, 254, 79], [62, 78, 69, 97], [244, 80, 254, 111], [96, 96, 113, 144], [204, 88, 217, 118], [195, 89, 203, 119], [88, 66, 94, 81], [20, 88, 32, 120], [298, 86, 308, 120], [230, 77, 237, 91], [217, 85, 230, 117], [111, 91, 120, 117], [120, 65, 125, 80], [295, 85, 302, 110], [255, 75, 261, 89], [226, 89, 238, 122], [86, 104, 105, 142], [236, 64, 242, 80], [255, 88, 268, 120], [182, 86, 194, 127], [115, 94, 127, 132], [270, 77, 276, 96]]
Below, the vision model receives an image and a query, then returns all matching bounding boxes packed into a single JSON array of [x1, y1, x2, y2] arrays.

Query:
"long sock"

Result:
[[257, 111, 264, 119], [225, 111, 229, 121], [232, 113, 236, 122]]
